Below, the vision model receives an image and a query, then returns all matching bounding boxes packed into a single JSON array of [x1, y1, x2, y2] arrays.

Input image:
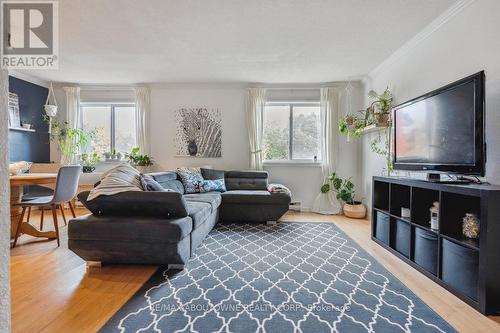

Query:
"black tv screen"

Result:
[[393, 72, 485, 175]]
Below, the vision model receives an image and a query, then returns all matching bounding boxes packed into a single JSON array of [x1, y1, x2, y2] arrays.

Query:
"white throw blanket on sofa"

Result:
[[267, 183, 291, 197], [87, 164, 143, 200]]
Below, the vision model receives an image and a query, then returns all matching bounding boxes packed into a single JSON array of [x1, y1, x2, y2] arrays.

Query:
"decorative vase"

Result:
[[463, 213, 480, 239], [343, 202, 367, 219]]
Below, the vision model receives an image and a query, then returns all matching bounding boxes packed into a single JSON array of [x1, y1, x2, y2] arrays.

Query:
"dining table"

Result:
[[10, 173, 58, 241]]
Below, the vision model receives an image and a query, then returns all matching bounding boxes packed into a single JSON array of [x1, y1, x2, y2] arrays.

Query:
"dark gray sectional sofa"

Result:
[[68, 170, 290, 267]]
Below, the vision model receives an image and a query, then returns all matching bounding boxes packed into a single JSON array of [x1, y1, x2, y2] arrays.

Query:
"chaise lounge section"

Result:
[[68, 169, 290, 266]]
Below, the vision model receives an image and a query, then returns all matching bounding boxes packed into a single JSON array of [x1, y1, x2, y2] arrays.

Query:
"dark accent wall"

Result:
[[8, 76, 50, 162]]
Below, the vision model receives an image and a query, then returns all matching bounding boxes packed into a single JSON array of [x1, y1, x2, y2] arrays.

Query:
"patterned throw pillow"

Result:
[[176, 167, 204, 194], [200, 179, 226, 193]]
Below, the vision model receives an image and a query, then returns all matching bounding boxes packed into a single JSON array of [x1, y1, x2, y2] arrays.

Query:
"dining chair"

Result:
[[13, 165, 82, 248]]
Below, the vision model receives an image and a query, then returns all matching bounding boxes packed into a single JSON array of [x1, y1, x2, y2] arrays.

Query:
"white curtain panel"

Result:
[[246, 88, 266, 170], [312, 87, 342, 215], [63, 86, 81, 164], [134, 87, 150, 155]]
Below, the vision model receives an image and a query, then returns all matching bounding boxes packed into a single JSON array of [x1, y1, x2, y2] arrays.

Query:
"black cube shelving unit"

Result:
[[371, 176, 500, 315]]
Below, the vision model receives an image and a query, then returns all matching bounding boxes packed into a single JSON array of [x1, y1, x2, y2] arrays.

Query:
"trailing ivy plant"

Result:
[[320, 172, 357, 205]]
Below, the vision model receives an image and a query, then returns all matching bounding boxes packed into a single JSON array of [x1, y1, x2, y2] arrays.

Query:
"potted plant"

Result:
[[339, 111, 367, 140], [80, 153, 101, 173], [321, 172, 366, 219], [43, 115, 96, 164], [368, 87, 393, 126], [128, 147, 154, 172]]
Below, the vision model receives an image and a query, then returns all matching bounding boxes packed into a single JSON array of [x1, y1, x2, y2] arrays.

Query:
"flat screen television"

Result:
[[393, 71, 485, 177]]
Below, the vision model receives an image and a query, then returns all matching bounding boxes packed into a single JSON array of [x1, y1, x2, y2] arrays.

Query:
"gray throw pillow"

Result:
[[140, 173, 166, 191]]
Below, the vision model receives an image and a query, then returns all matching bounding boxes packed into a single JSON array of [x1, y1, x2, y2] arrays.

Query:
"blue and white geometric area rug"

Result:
[[100, 223, 456, 333]]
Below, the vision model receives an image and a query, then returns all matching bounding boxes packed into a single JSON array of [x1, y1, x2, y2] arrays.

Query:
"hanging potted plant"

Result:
[[368, 87, 393, 126], [321, 172, 366, 219], [338, 110, 367, 140]]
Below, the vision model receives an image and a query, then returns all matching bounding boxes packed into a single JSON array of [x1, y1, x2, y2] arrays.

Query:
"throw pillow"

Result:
[[87, 164, 142, 201], [176, 167, 204, 194], [200, 179, 226, 193], [201, 168, 225, 180], [140, 173, 166, 191]]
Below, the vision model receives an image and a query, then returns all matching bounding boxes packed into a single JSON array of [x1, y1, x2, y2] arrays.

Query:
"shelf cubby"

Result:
[[413, 226, 438, 276], [411, 187, 439, 228], [390, 183, 410, 218], [373, 181, 389, 211], [441, 238, 479, 301], [371, 176, 500, 314], [440, 192, 481, 249], [391, 219, 410, 258]]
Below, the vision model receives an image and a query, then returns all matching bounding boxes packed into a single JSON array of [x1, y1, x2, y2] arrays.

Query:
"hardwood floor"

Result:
[[10, 209, 500, 332]]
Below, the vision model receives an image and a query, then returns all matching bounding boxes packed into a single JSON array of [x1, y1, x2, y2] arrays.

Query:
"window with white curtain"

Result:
[[80, 103, 137, 154], [263, 101, 322, 162]]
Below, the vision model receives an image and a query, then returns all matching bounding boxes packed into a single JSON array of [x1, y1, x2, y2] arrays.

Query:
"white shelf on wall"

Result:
[[361, 124, 389, 134], [9, 127, 36, 133]]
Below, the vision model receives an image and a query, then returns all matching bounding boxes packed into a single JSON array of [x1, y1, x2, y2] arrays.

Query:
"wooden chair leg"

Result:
[[27, 206, 31, 222], [51, 206, 60, 247], [12, 207, 27, 248], [68, 201, 76, 218], [59, 204, 67, 225], [40, 208, 45, 230]]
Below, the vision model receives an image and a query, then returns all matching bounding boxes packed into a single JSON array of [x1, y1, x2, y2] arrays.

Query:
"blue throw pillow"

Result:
[[176, 167, 204, 194], [200, 178, 226, 193]]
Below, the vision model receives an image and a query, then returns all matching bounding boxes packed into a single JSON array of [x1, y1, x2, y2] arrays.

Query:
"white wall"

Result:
[[1, 70, 11, 333], [149, 83, 364, 210], [361, 0, 500, 209]]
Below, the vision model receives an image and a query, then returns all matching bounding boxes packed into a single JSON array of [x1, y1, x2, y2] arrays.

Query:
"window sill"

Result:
[[263, 161, 322, 167]]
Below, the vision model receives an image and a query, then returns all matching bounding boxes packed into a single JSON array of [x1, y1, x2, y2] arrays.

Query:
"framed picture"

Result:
[[8, 92, 20, 128], [174, 108, 222, 158]]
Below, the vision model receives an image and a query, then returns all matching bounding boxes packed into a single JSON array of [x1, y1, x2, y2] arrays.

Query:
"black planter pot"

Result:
[[83, 166, 95, 173]]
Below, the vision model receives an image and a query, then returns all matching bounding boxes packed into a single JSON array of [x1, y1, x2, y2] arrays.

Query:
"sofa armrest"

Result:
[[78, 190, 188, 218]]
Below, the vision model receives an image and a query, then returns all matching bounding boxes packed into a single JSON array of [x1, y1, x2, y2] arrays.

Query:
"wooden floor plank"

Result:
[[10, 209, 500, 332]]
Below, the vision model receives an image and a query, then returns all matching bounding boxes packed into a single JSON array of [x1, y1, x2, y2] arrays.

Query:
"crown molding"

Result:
[[7, 70, 50, 88], [368, 0, 476, 79]]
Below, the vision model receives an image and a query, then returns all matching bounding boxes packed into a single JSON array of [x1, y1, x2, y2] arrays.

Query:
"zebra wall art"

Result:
[[175, 108, 222, 157]]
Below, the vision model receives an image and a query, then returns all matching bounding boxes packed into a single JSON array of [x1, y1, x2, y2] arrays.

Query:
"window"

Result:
[[81, 104, 137, 155], [263, 102, 322, 162]]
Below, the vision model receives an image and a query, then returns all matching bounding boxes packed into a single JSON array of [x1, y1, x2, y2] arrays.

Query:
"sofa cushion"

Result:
[[225, 170, 268, 191], [221, 190, 290, 205], [201, 168, 225, 180], [78, 190, 188, 218], [186, 201, 212, 229], [68, 214, 192, 243], [148, 172, 185, 194], [183, 193, 222, 212], [177, 167, 203, 194]]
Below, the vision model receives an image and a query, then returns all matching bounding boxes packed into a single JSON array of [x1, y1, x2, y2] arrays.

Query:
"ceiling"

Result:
[[18, 0, 457, 84]]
